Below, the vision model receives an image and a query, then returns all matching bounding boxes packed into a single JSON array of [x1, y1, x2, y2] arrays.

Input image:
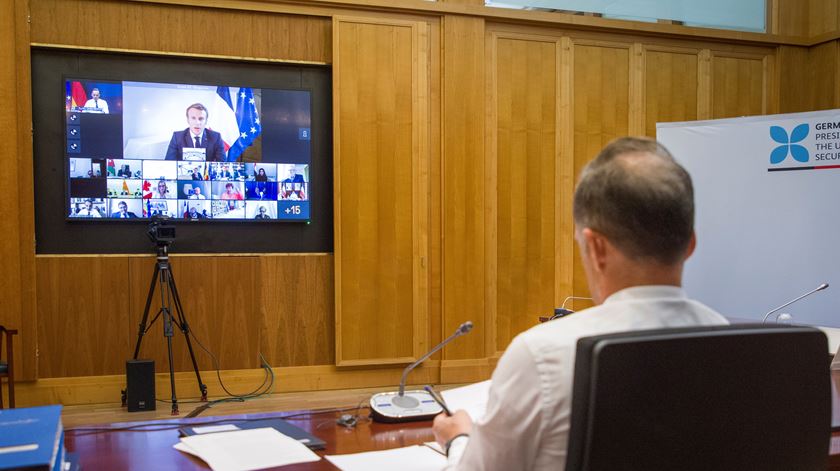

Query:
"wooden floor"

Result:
[[60, 386, 390, 429]]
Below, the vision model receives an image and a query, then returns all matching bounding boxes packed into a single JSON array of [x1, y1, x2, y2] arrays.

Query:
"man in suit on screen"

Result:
[[164, 103, 225, 162], [111, 201, 138, 218]]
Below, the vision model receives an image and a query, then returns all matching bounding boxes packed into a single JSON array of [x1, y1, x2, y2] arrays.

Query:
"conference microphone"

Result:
[[762, 282, 829, 323], [539, 296, 593, 322], [370, 321, 473, 423]]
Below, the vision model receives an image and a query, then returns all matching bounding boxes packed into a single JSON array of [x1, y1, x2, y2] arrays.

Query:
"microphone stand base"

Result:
[[370, 390, 443, 423]]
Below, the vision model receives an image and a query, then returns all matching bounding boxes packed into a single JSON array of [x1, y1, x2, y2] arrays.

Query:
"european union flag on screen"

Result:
[[227, 88, 261, 162]]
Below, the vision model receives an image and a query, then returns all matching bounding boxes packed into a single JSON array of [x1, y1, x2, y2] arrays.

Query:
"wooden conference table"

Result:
[[66, 371, 840, 470], [65, 408, 436, 470]]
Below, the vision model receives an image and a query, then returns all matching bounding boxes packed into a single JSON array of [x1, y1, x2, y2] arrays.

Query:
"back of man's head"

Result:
[[573, 137, 694, 265]]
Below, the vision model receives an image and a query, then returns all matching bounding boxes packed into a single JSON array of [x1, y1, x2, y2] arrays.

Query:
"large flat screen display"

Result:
[[65, 79, 311, 221]]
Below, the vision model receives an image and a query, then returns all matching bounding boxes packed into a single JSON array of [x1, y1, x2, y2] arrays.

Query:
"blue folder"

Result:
[[0, 405, 64, 471], [179, 418, 326, 450]]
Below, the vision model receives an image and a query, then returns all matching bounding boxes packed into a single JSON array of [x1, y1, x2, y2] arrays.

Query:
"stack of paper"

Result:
[[326, 445, 446, 471], [440, 380, 491, 421], [180, 418, 326, 450], [174, 427, 321, 471]]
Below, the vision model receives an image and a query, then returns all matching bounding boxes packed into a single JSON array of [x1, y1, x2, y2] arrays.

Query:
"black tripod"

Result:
[[130, 242, 207, 414]]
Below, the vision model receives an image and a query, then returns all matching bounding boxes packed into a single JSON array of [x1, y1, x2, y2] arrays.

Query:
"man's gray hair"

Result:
[[572, 136, 694, 265]]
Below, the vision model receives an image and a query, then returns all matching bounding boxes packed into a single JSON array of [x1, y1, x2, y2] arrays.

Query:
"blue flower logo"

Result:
[[770, 124, 809, 164]]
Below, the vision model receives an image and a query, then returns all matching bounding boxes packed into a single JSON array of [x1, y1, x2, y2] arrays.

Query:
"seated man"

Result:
[[433, 137, 728, 470], [111, 201, 138, 218], [254, 206, 271, 219], [188, 186, 206, 200], [280, 166, 306, 199], [164, 103, 225, 162], [75, 199, 101, 218], [184, 206, 204, 219]]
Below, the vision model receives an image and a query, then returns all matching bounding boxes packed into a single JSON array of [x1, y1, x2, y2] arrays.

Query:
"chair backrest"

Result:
[[565, 324, 830, 471]]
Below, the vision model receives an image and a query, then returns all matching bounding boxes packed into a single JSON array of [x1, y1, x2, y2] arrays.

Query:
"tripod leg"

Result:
[[164, 321, 179, 415], [132, 264, 161, 359], [168, 268, 208, 401], [160, 270, 179, 415]]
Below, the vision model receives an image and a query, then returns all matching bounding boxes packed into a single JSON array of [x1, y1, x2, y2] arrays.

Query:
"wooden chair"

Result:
[[0, 325, 17, 408]]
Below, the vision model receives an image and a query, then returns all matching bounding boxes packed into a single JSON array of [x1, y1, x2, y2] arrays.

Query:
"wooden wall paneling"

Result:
[[128, 256, 261, 376], [30, 0, 332, 63], [809, 41, 840, 110], [808, 0, 839, 38], [643, 45, 700, 137], [440, 0, 485, 4], [413, 19, 431, 372], [16, 362, 450, 407], [484, 28, 499, 359], [778, 45, 816, 113], [0, 0, 37, 381], [259, 255, 335, 367], [428, 20, 443, 365], [765, 53, 780, 114], [629, 43, 645, 136], [442, 15, 487, 363], [570, 39, 631, 309], [556, 36, 575, 321], [36, 256, 131, 378], [772, 0, 809, 37], [29, 0, 809, 48], [697, 49, 713, 120], [176, 255, 262, 372], [710, 51, 771, 119], [333, 16, 429, 366], [487, 32, 560, 352]]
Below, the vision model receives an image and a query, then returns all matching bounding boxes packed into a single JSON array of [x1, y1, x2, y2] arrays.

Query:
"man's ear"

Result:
[[685, 231, 697, 259], [581, 228, 609, 273]]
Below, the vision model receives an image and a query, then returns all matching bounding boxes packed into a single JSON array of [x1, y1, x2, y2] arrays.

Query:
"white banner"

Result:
[[657, 110, 840, 327]]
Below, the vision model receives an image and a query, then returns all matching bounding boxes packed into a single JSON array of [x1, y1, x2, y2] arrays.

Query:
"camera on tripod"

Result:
[[131, 214, 208, 414], [147, 215, 176, 245]]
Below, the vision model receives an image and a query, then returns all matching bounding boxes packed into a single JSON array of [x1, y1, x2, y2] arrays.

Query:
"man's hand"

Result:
[[433, 410, 473, 448]]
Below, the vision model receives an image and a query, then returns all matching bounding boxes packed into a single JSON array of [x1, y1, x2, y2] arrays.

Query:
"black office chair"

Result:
[[565, 324, 830, 471]]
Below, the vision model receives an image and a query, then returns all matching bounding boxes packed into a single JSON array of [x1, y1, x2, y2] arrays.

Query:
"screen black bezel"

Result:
[[33, 49, 333, 254]]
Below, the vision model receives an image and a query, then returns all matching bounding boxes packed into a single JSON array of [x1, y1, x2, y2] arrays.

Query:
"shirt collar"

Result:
[[603, 285, 686, 305]]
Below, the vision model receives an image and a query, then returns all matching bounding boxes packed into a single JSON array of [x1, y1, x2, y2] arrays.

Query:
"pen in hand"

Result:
[[424, 385, 452, 416]]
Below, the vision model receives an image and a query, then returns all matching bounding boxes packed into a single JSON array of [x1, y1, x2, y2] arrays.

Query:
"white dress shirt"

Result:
[[75, 208, 101, 218], [83, 97, 109, 114], [446, 285, 728, 470]]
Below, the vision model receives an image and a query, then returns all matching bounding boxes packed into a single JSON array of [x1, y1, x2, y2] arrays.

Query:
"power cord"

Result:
[[152, 326, 276, 417], [187, 331, 276, 400], [66, 405, 371, 436], [326, 398, 371, 430]]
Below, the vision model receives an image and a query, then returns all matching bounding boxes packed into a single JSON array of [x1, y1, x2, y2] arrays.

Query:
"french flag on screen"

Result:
[[213, 87, 262, 162]]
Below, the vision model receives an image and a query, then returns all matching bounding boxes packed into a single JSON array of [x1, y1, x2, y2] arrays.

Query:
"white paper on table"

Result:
[[325, 445, 446, 471], [423, 441, 445, 455], [191, 424, 240, 434], [173, 427, 321, 471], [440, 380, 491, 422], [173, 441, 200, 457]]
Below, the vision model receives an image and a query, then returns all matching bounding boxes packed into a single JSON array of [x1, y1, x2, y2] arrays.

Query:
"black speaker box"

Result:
[[126, 359, 156, 412]]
